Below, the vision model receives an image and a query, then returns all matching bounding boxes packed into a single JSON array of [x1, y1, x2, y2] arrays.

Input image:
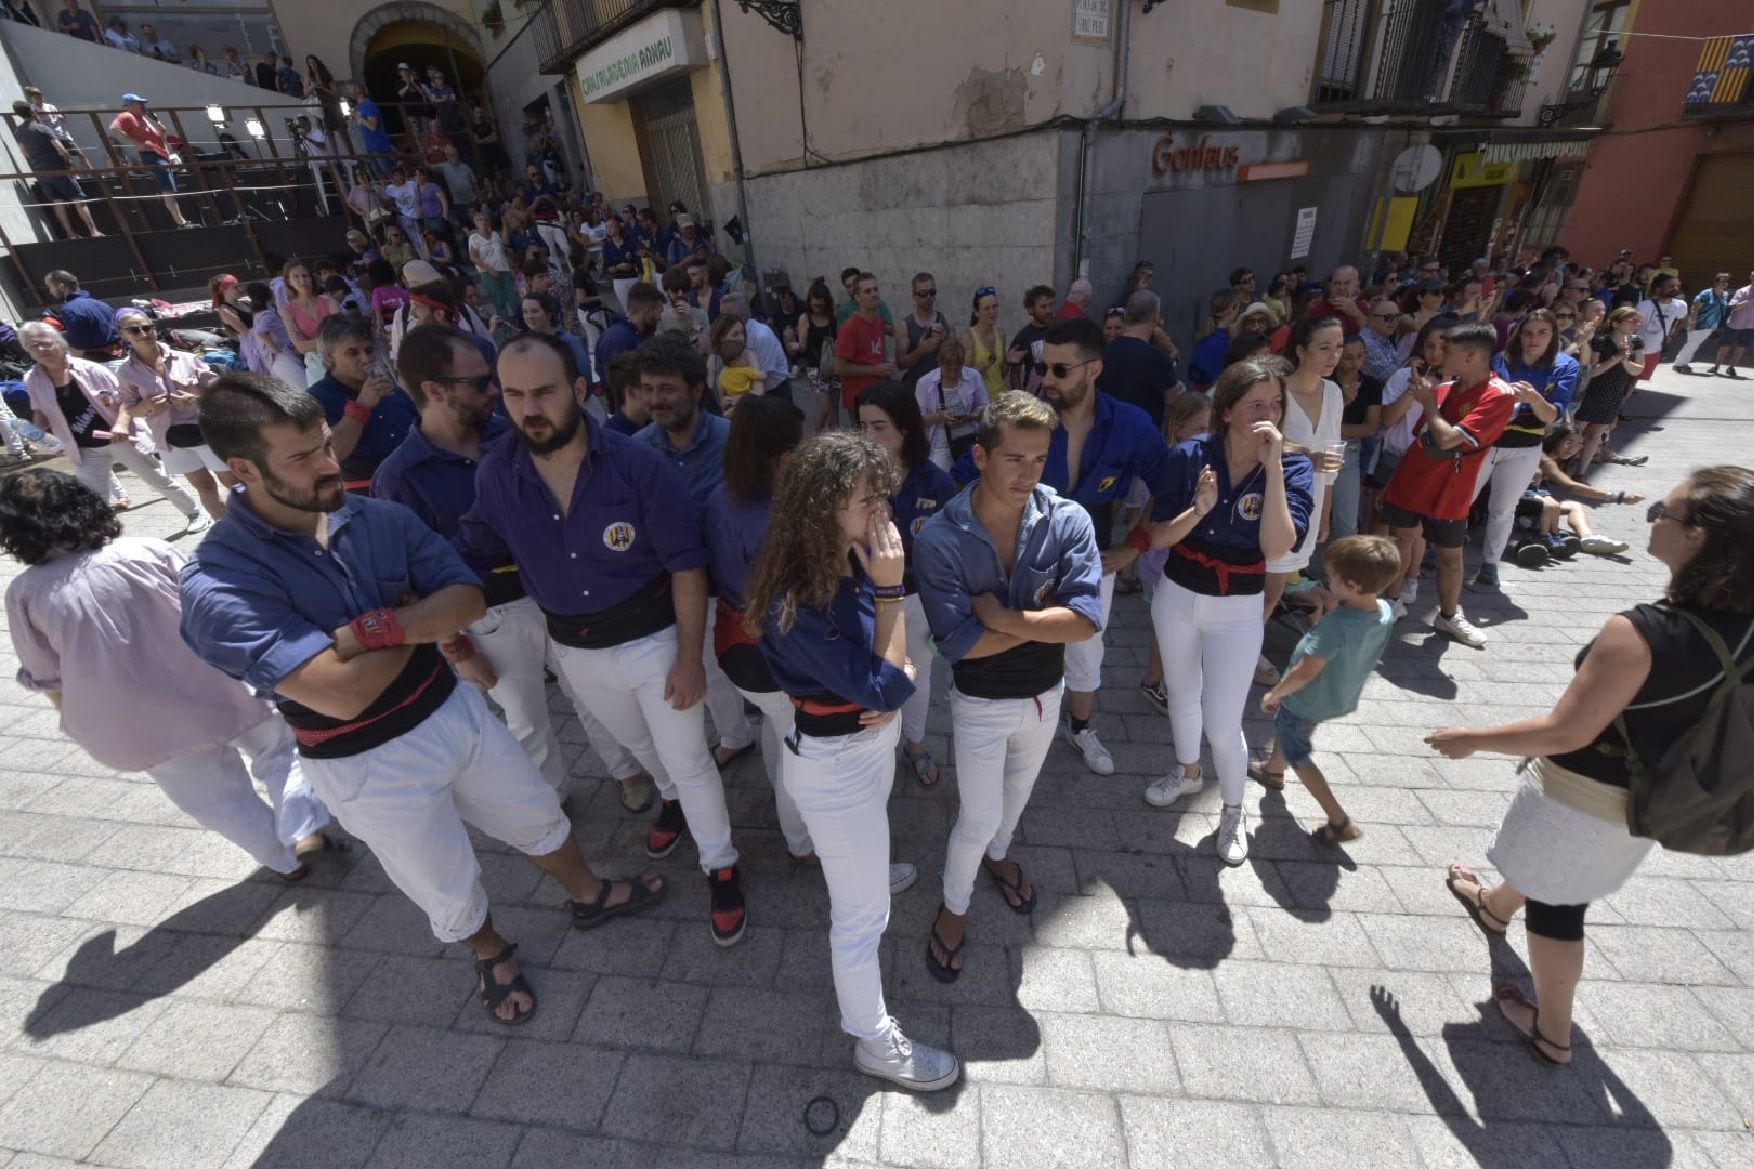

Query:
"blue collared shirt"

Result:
[[306, 374, 419, 468], [914, 483, 1103, 664], [635, 411, 730, 513], [1151, 433, 1315, 551], [57, 290, 118, 351], [893, 459, 959, 562], [1491, 352, 1580, 431], [456, 416, 707, 615], [702, 485, 770, 608], [552, 328, 594, 383], [370, 416, 513, 538], [594, 316, 644, 383], [758, 574, 916, 711], [179, 491, 480, 697]]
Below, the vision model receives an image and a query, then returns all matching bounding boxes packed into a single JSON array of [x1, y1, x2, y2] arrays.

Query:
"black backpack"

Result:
[[1620, 608, 1754, 855]]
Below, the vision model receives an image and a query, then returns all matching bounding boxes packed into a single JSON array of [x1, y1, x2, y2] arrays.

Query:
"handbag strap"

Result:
[[1611, 605, 1754, 770]]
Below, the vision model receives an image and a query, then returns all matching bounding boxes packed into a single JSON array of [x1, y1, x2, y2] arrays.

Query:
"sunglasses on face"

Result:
[[1646, 501, 1687, 525], [1371, 312, 1399, 321], [120, 324, 153, 335], [915, 288, 937, 298], [1033, 358, 1096, 378]]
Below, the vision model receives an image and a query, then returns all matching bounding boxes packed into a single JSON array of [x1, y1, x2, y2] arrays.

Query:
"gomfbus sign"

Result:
[[1151, 132, 1243, 175]]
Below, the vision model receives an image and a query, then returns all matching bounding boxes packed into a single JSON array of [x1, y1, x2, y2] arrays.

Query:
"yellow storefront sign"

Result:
[[1449, 151, 1518, 190]]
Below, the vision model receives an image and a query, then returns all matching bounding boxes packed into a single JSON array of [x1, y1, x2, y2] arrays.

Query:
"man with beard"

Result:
[[633, 335, 757, 768], [373, 325, 657, 812], [967, 317, 1170, 775], [180, 372, 665, 1026], [457, 334, 748, 946]]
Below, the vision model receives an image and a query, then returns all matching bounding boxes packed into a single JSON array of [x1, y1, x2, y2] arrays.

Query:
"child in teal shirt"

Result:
[[1251, 535, 1401, 844]]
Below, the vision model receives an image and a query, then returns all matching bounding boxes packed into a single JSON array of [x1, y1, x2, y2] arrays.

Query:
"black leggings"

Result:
[[1525, 898, 1587, 942]]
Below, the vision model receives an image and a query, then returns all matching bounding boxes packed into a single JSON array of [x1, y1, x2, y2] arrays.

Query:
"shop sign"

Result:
[[1290, 206, 1318, 259], [1448, 151, 1518, 190], [1151, 133, 1242, 176], [1073, 0, 1112, 43], [575, 8, 708, 103]]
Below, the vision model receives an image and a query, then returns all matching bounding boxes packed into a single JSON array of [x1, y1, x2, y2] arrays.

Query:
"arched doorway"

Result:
[[349, 3, 486, 134]]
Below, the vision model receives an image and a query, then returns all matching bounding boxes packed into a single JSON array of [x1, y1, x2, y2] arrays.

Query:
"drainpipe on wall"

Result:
[[1072, 0, 1131, 281], [708, 0, 758, 279]]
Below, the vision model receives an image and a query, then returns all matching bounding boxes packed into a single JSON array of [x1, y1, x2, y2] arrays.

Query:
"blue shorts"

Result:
[[1274, 704, 1320, 768], [144, 153, 178, 192]]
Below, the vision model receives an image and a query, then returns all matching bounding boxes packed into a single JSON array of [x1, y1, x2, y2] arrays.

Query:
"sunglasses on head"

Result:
[[975, 286, 997, 299]]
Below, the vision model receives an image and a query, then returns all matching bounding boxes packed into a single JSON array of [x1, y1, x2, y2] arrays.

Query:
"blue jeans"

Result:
[[1329, 438, 1363, 540], [1274, 705, 1320, 769]]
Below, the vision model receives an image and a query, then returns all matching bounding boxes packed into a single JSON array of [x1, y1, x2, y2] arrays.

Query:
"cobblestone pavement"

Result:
[[0, 366, 1750, 1169]]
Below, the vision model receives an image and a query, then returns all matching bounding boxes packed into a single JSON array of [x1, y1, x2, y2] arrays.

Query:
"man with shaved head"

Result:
[[1313, 265, 1369, 336]]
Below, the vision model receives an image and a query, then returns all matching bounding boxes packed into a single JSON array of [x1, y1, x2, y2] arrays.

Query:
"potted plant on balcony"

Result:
[[1527, 23, 1557, 56]]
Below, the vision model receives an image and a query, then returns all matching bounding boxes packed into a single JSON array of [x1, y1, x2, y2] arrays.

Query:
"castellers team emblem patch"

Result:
[[602, 521, 637, 551], [1236, 493, 1264, 521], [912, 516, 931, 537], [1098, 475, 1117, 493]]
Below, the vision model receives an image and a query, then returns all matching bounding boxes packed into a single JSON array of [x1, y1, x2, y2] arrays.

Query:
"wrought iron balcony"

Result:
[[531, 0, 689, 74], [1312, 0, 1531, 117]]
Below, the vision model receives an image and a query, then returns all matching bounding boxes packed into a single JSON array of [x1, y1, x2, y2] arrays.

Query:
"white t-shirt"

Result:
[[1636, 297, 1687, 353], [468, 230, 510, 274], [1270, 377, 1343, 572], [384, 180, 419, 220], [1380, 365, 1427, 458], [915, 367, 990, 470]]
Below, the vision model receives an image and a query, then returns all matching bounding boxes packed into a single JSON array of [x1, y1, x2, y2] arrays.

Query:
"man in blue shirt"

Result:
[[665, 214, 716, 269], [593, 282, 662, 391], [181, 371, 666, 1026], [347, 83, 393, 175], [457, 333, 748, 946], [373, 324, 654, 812], [633, 335, 756, 765], [915, 391, 1102, 980], [44, 270, 117, 358], [307, 315, 417, 483]]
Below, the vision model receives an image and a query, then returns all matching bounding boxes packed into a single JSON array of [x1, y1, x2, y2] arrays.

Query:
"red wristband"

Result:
[[349, 607, 404, 652], [440, 634, 475, 663], [343, 400, 372, 425], [1126, 526, 1152, 554]]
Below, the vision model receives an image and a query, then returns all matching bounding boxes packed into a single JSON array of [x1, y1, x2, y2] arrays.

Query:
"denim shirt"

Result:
[[913, 483, 1104, 664]]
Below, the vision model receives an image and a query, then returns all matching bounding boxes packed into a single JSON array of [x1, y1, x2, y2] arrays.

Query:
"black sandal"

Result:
[[569, 876, 665, 932], [984, 858, 1037, 915], [1493, 984, 1570, 1067], [926, 906, 965, 984], [1309, 818, 1362, 846], [1446, 863, 1510, 936], [1248, 762, 1287, 791], [475, 942, 536, 1026]]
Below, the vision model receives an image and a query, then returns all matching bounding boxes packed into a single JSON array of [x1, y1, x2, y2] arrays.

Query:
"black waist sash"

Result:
[[1165, 535, 1267, 597], [952, 640, 1065, 700], [279, 643, 456, 759], [790, 692, 866, 738], [543, 573, 675, 649]]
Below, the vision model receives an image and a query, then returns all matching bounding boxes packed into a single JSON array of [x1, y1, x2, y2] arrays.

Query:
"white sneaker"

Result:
[[1389, 597, 1408, 622], [888, 863, 918, 895], [1403, 578, 1419, 606], [1434, 609, 1488, 648], [1063, 724, 1115, 775], [183, 510, 214, 535], [1579, 535, 1629, 556], [1144, 764, 1199, 808], [1217, 803, 1249, 866], [1253, 654, 1281, 686], [854, 1023, 960, 1092]]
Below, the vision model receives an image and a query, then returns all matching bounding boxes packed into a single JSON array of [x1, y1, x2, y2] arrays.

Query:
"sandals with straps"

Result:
[[903, 743, 940, 789], [1248, 762, 1287, 791], [475, 942, 536, 1026], [1310, 818, 1362, 846], [569, 876, 665, 932], [1446, 863, 1510, 937], [1493, 983, 1571, 1066]]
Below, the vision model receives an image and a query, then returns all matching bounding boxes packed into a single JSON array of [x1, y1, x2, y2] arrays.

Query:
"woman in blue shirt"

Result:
[[1478, 309, 1577, 588], [749, 432, 959, 1093], [856, 381, 958, 787]]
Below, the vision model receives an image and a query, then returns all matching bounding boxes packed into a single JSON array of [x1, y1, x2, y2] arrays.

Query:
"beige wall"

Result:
[[272, 0, 483, 84], [1121, 0, 1326, 120], [575, 86, 647, 203], [1514, 0, 1590, 127]]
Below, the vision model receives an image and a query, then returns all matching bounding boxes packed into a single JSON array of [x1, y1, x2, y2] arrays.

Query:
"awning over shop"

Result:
[[1482, 139, 1593, 164]]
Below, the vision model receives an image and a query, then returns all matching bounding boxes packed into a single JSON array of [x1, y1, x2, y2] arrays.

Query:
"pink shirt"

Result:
[[6, 538, 273, 771], [22, 357, 122, 470], [114, 348, 218, 450]]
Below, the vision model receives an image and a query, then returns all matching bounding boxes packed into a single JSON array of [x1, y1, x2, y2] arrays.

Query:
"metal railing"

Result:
[[0, 100, 528, 301], [1312, 0, 1529, 115], [531, 0, 678, 73]]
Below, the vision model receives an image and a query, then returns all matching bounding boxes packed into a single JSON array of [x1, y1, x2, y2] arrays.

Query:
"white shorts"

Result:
[[161, 443, 228, 476]]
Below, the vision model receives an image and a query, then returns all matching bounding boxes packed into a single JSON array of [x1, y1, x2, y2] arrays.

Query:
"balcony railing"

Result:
[[1312, 0, 1530, 117], [532, 0, 681, 74], [1682, 32, 1754, 117]]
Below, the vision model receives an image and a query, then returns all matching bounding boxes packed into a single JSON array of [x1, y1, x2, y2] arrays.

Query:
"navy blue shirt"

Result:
[[892, 459, 957, 592], [604, 412, 643, 437], [306, 374, 418, 474], [914, 483, 1104, 664], [456, 416, 706, 616], [1097, 336, 1179, 429], [179, 491, 480, 697], [635, 411, 729, 514], [594, 316, 644, 384], [702, 485, 770, 608], [56, 290, 118, 352], [370, 416, 512, 538], [1152, 433, 1316, 551], [758, 574, 916, 712]]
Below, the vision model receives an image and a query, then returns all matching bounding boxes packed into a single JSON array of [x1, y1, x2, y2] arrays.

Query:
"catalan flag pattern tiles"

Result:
[[1686, 33, 1754, 107]]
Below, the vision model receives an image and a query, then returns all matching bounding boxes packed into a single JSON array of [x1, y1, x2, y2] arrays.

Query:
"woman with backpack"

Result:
[[1429, 466, 1754, 1066]]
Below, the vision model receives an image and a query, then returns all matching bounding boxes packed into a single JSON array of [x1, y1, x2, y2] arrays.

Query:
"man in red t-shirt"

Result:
[[108, 94, 192, 228], [1311, 265, 1369, 336], [1054, 277, 1092, 320], [1382, 322, 1515, 649], [835, 272, 894, 419]]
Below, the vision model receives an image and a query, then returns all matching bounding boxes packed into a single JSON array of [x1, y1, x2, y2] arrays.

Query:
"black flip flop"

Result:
[[570, 877, 665, 932], [926, 907, 965, 984], [475, 942, 536, 1026], [1493, 983, 1570, 1067], [984, 859, 1037, 915]]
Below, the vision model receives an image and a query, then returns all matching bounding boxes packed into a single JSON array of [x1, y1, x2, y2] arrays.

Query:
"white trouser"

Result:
[[703, 605, 756, 752], [782, 720, 898, 1040], [73, 443, 199, 515], [901, 593, 935, 744], [0, 396, 25, 458], [549, 626, 737, 871], [1151, 578, 1263, 806], [468, 597, 567, 791], [146, 716, 329, 875], [612, 276, 640, 313], [1062, 571, 1117, 695], [301, 685, 573, 942], [1673, 327, 1720, 367], [738, 685, 812, 857], [942, 683, 1063, 915], [1471, 442, 1546, 567]]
